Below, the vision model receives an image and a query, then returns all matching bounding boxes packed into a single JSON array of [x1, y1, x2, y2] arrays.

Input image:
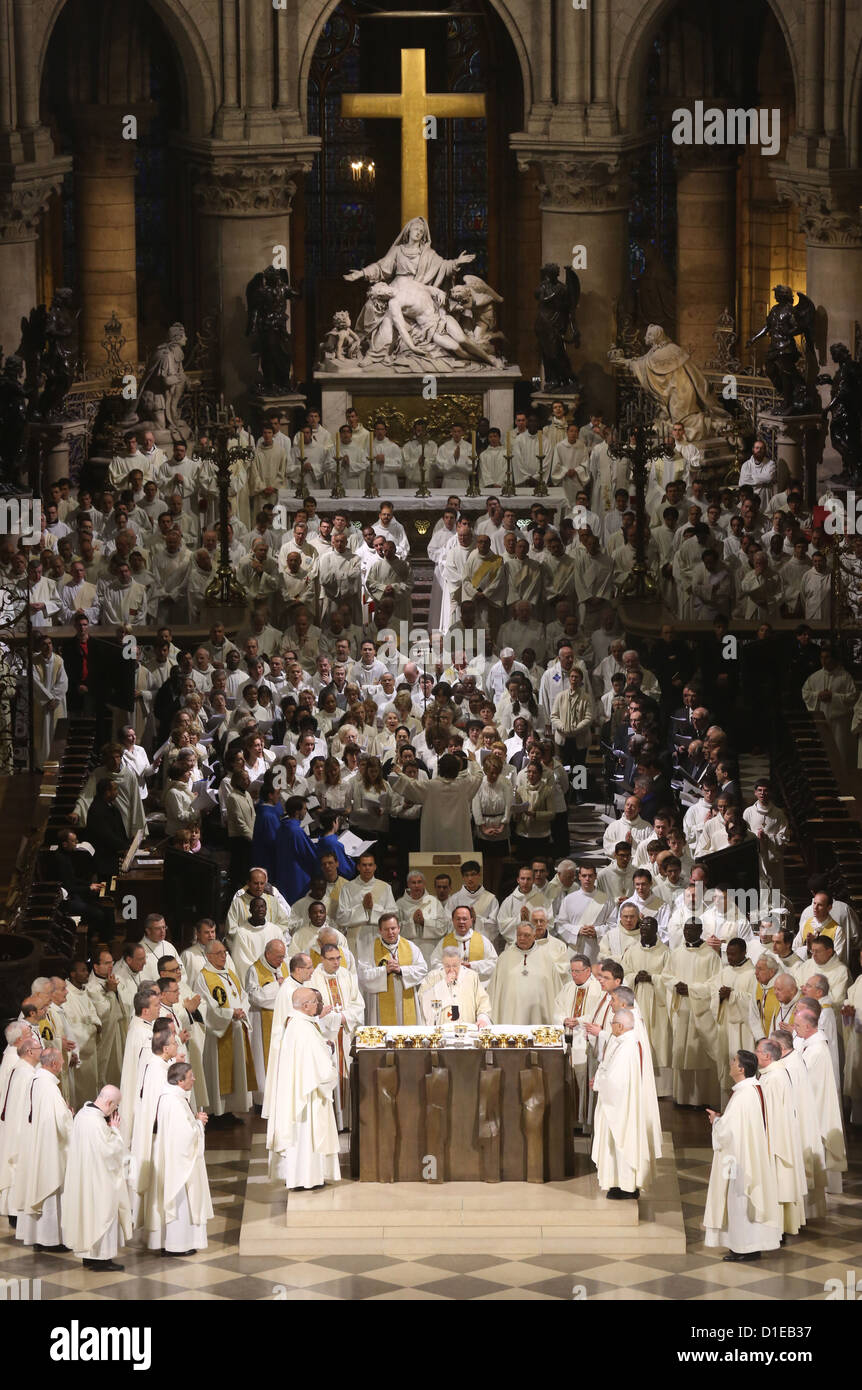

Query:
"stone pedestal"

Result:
[[758, 412, 823, 501], [243, 390, 306, 433], [30, 419, 89, 487], [316, 368, 523, 442]]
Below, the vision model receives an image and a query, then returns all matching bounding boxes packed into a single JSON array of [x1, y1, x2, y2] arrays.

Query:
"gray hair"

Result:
[[407, 870, 425, 883], [806, 972, 829, 996], [614, 1009, 634, 1029], [204, 940, 226, 958], [756, 1037, 782, 1062], [40, 1046, 62, 1070], [613, 986, 636, 1006], [4, 1021, 25, 1047], [556, 859, 576, 875], [441, 946, 460, 960], [31, 976, 51, 994]]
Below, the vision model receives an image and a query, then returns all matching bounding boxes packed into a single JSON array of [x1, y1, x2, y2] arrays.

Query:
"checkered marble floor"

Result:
[[2, 1104, 859, 1301]]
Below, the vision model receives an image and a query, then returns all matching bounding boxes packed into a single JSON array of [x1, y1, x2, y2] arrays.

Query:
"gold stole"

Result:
[[252, 959, 288, 1066], [323, 974, 348, 1102], [470, 555, 502, 591], [802, 917, 836, 944], [201, 967, 258, 1093], [373, 936, 417, 1024], [443, 930, 484, 961], [757, 983, 779, 1034], [38, 1017, 55, 1044]]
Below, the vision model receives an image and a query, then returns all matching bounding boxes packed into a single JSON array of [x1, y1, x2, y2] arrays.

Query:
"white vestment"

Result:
[[62, 1103, 134, 1260], [264, 1013, 341, 1189], [146, 1086, 213, 1251]]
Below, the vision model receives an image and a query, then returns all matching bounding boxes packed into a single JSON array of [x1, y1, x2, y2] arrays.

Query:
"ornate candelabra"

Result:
[[415, 442, 431, 497], [466, 430, 480, 497], [502, 431, 516, 496], [200, 407, 252, 606], [607, 417, 671, 600], [532, 429, 548, 497], [330, 434, 346, 498], [364, 435, 379, 498]]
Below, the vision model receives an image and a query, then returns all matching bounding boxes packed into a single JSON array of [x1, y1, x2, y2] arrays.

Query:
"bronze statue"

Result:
[[245, 264, 301, 391], [534, 262, 580, 389], [747, 284, 817, 414], [819, 343, 862, 484], [0, 354, 28, 483], [17, 289, 77, 419]]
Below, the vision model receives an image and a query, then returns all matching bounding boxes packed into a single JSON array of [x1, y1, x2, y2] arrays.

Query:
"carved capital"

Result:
[[519, 154, 631, 211], [774, 179, 862, 248], [192, 163, 310, 215], [0, 174, 66, 243]]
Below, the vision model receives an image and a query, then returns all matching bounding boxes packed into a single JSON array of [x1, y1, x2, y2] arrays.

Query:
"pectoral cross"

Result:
[[341, 48, 486, 224]]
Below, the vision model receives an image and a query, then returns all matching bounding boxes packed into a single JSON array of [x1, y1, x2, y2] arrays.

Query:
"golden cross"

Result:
[[341, 48, 486, 224]]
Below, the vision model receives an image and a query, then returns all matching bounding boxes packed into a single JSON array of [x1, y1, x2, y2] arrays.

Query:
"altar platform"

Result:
[[238, 1132, 687, 1258]]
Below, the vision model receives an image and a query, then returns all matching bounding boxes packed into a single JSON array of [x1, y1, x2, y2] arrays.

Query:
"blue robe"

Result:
[[273, 816, 321, 904], [316, 832, 357, 881], [251, 801, 282, 881]]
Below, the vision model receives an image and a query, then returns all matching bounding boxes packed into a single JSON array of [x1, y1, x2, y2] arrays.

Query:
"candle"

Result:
[[506, 430, 511, 453], [369, 431, 374, 460], [335, 430, 340, 460], [471, 429, 477, 456], [537, 429, 543, 454]]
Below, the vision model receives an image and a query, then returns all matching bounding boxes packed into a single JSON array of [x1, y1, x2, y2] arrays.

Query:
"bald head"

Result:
[[773, 972, 798, 1004], [292, 987, 321, 1017]]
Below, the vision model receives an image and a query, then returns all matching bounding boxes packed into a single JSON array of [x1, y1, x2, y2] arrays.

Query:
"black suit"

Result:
[[85, 800, 129, 878]]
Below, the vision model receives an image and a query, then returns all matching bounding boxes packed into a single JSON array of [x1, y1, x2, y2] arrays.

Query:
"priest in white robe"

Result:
[[0, 1033, 42, 1221], [772, 1027, 828, 1219], [118, 987, 160, 1143], [263, 989, 341, 1189], [335, 852, 397, 936], [553, 954, 603, 1127], [156, 960, 208, 1111], [311, 943, 365, 1129], [703, 1049, 781, 1260], [665, 919, 721, 1107], [246, 938, 292, 1101], [489, 923, 559, 1025], [196, 939, 257, 1118], [396, 871, 451, 962], [622, 918, 672, 1096], [419, 947, 492, 1026], [708, 938, 760, 1103], [793, 998, 847, 1196], [430, 906, 499, 984], [146, 1061, 212, 1254], [357, 914, 428, 1025], [755, 1036, 807, 1236], [63, 1085, 133, 1271], [86, 950, 127, 1089], [227, 891, 288, 986], [63, 959, 101, 1104], [12, 1048, 72, 1249], [591, 1011, 660, 1198], [130, 1020, 178, 1224], [32, 636, 68, 769]]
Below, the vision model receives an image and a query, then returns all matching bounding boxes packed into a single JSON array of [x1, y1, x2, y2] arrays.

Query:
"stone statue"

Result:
[[610, 323, 728, 440], [747, 284, 817, 414], [124, 322, 188, 434], [0, 354, 28, 482], [342, 216, 505, 372], [319, 310, 361, 368], [449, 275, 505, 353], [534, 262, 581, 389], [17, 289, 77, 419], [245, 265, 301, 391], [819, 343, 862, 484]]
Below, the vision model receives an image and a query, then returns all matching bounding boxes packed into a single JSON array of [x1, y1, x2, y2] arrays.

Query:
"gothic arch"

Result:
[[295, 0, 535, 127], [612, 0, 803, 137], [36, 0, 218, 137]]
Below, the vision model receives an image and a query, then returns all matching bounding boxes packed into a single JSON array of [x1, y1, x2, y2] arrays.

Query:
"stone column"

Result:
[[192, 158, 312, 405], [675, 154, 737, 363], [518, 152, 631, 419], [0, 165, 68, 352], [73, 109, 141, 371]]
